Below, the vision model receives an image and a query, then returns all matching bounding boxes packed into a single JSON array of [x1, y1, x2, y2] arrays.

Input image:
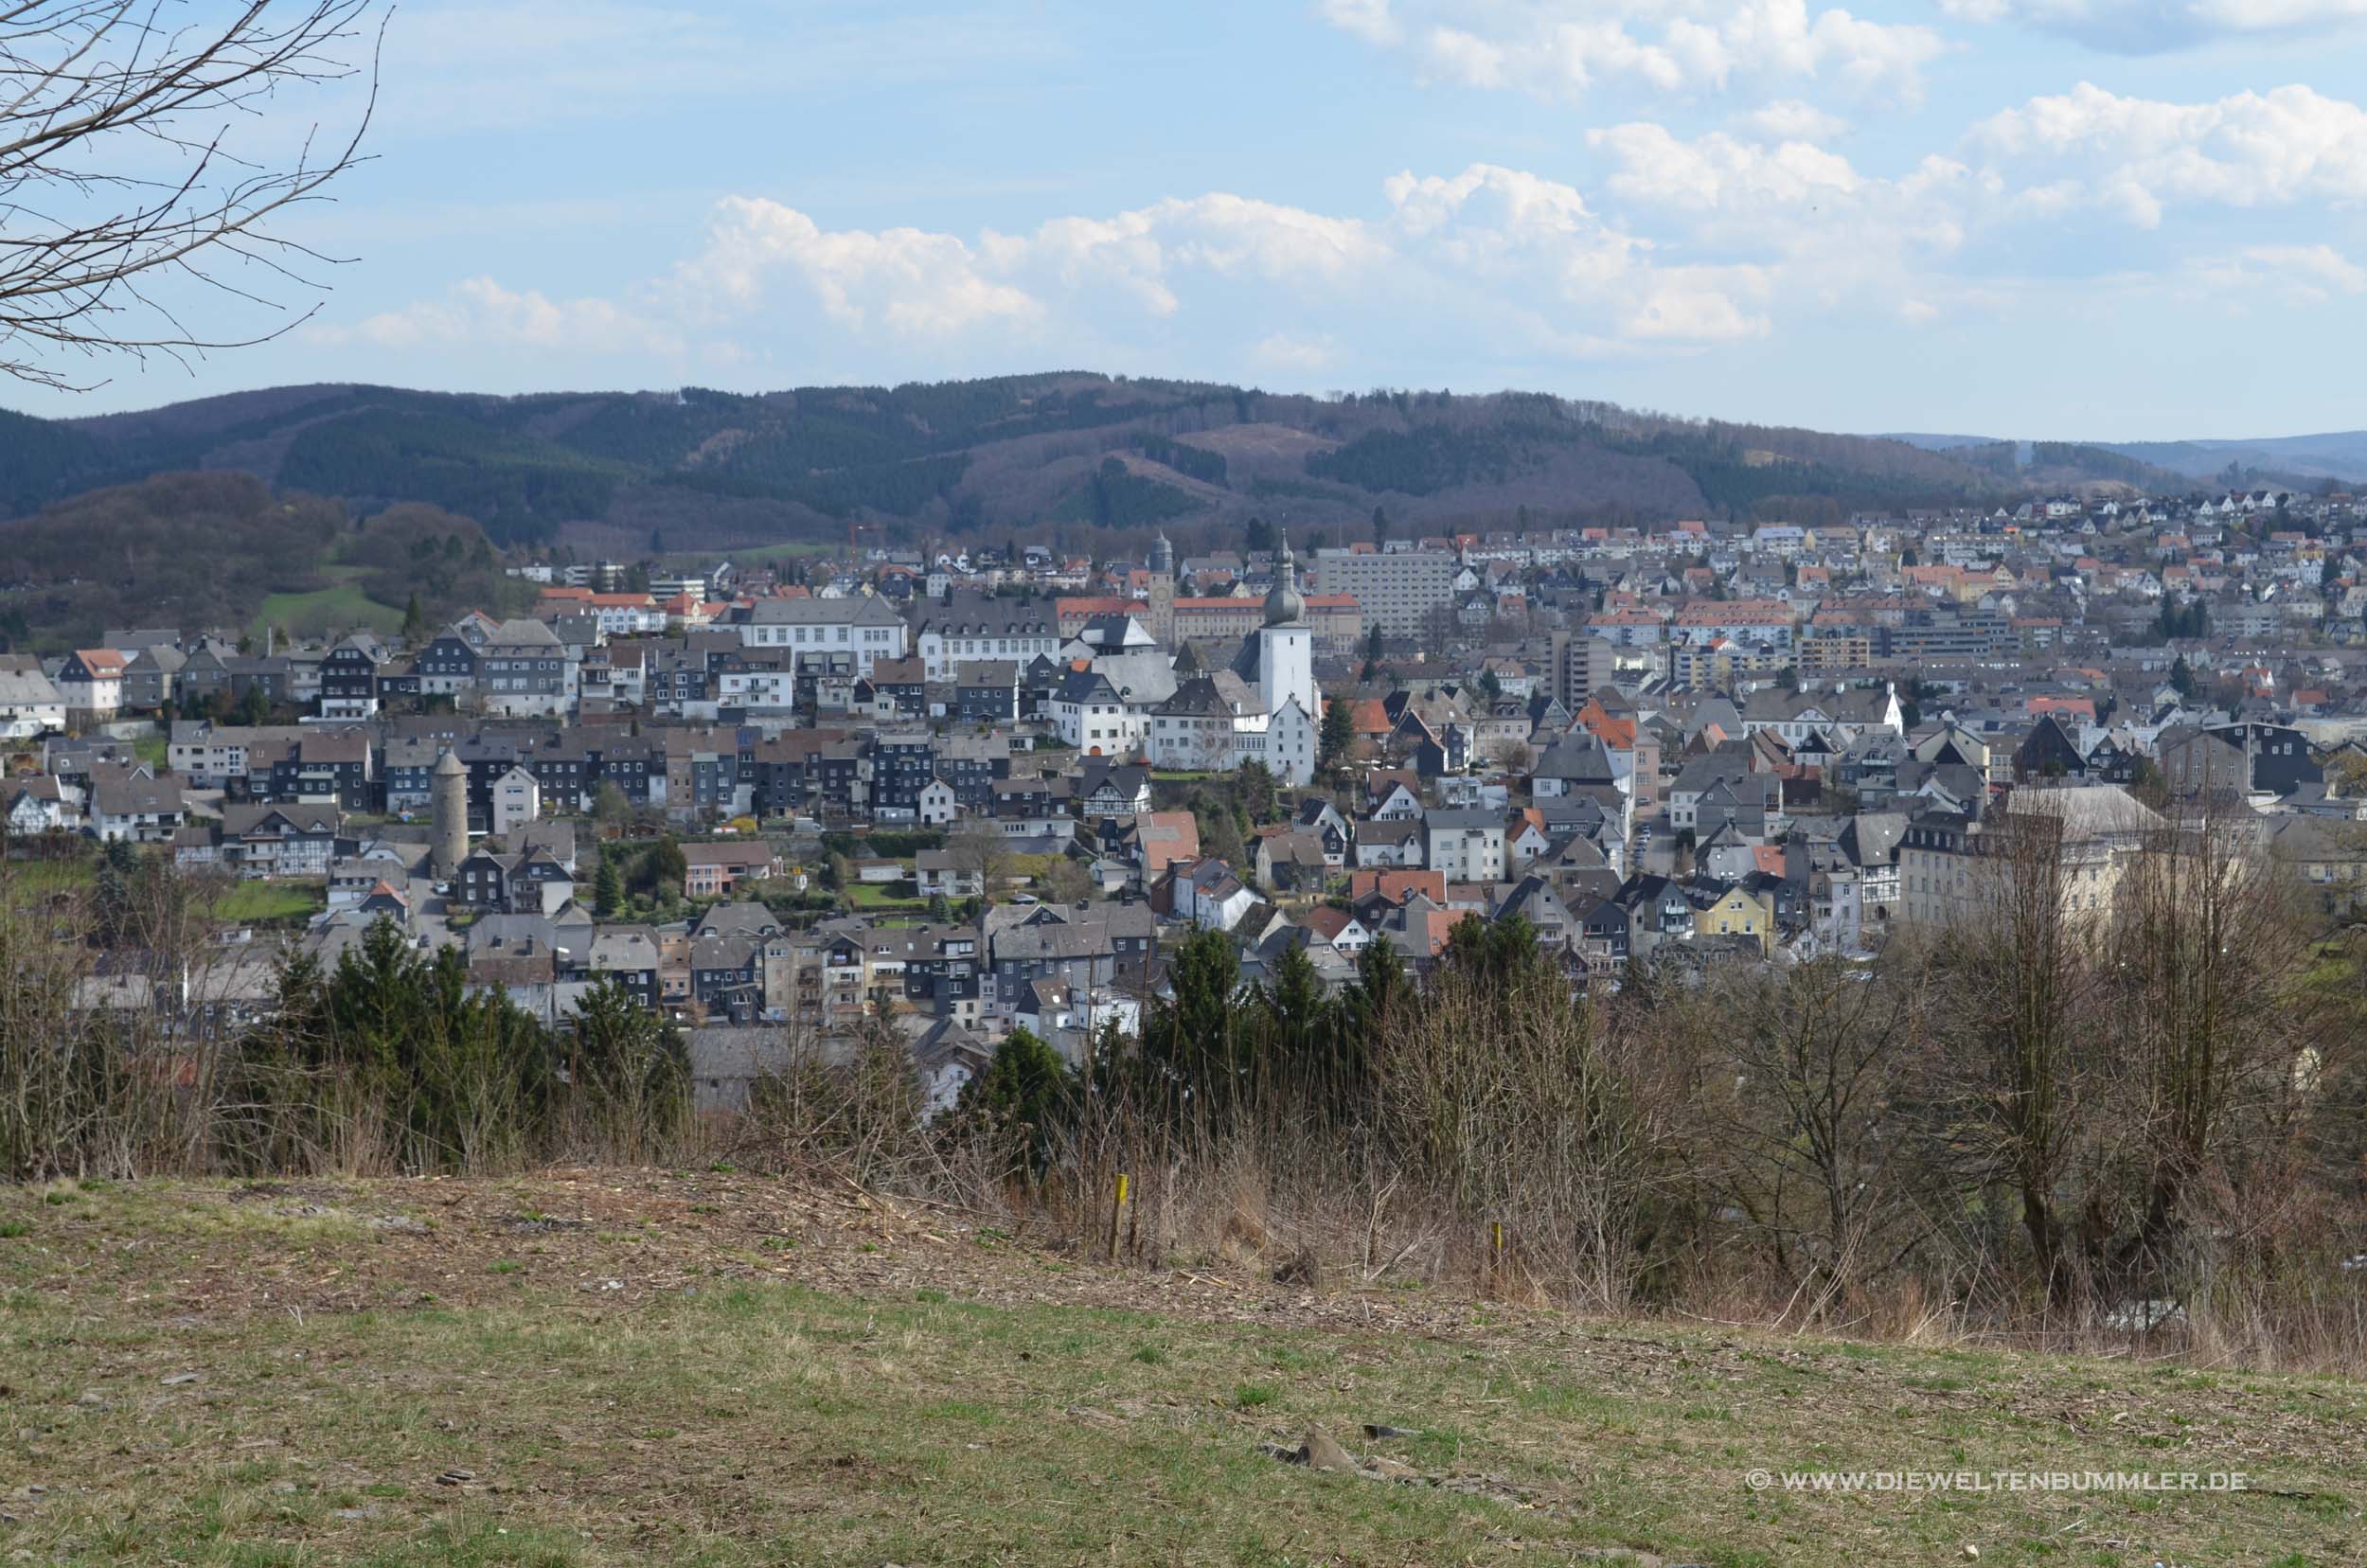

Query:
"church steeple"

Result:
[[1262, 528, 1305, 626]]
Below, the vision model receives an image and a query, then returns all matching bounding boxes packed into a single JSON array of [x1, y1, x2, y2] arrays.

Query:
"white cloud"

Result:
[[674, 199, 1041, 334], [672, 169, 1771, 357], [2189, 243, 2367, 303], [1969, 82, 2367, 228], [306, 70, 2367, 400], [320, 166, 1796, 390], [1744, 98, 1851, 141], [1381, 163, 1771, 341], [1251, 331, 1340, 371], [1141, 195, 1390, 284], [312, 277, 684, 360], [1316, 0, 1404, 45], [1321, 0, 1947, 105], [1937, 0, 2367, 53], [1583, 122, 1973, 307], [1588, 123, 1869, 211]]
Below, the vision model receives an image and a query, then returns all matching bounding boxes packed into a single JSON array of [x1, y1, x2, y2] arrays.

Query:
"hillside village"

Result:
[[11, 483, 2367, 1106]]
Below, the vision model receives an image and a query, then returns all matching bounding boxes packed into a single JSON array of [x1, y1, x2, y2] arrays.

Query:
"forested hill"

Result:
[[0, 374, 2171, 551]]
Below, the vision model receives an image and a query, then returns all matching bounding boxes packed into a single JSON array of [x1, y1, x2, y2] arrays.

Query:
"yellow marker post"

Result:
[[1108, 1172, 1130, 1261]]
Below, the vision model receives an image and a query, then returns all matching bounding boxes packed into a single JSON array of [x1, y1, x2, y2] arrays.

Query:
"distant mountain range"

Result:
[[1883, 430, 2367, 484], [3, 376, 2358, 565]]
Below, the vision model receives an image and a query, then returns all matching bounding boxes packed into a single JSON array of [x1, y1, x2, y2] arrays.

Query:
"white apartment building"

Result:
[[1310, 549, 1458, 635], [739, 595, 909, 675]]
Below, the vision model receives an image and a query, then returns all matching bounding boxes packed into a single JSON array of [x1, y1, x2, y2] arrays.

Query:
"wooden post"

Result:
[[1107, 1172, 1130, 1262], [1488, 1220, 1504, 1297]]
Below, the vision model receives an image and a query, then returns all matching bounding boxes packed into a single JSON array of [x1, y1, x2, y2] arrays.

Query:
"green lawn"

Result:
[[0, 856, 94, 910], [846, 880, 923, 912], [1, 1174, 2359, 1567], [248, 584, 404, 642], [206, 879, 323, 923]]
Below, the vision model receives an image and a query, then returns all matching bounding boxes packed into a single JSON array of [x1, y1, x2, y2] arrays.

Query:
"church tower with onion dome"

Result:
[[1256, 530, 1317, 768]]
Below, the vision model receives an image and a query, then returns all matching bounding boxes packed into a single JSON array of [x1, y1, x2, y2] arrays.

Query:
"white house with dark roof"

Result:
[[55, 649, 126, 722], [0, 663, 66, 739], [478, 618, 574, 717], [739, 594, 908, 674], [914, 592, 1060, 680]]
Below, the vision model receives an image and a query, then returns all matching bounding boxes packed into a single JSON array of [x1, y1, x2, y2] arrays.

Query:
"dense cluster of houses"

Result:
[[12, 485, 2367, 1107]]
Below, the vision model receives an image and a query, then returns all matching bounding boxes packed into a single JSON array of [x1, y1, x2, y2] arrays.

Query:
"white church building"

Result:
[[1147, 532, 1324, 785]]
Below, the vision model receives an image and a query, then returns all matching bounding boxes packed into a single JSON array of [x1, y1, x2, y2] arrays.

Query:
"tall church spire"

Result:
[[1262, 528, 1305, 626]]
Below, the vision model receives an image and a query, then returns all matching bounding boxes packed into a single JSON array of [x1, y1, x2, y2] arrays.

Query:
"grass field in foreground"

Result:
[[1, 1173, 2358, 1566]]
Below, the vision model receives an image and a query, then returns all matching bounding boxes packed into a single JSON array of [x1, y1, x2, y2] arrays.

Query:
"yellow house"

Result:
[[1693, 883, 1773, 953]]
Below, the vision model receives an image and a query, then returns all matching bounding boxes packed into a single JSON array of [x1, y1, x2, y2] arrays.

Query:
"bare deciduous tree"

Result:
[[1705, 954, 1936, 1319], [1487, 738, 1533, 775], [946, 816, 1012, 900], [1, 0, 381, 387], [2109, 796, 2319, 1284], [1943, 793, 2103, 1308]]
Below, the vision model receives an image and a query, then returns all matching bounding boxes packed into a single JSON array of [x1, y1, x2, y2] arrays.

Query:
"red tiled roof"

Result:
[[1347, 868, 1446, 906]]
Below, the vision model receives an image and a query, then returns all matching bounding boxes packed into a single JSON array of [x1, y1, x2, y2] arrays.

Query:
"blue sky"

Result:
[[15, 0, 2367, 438]]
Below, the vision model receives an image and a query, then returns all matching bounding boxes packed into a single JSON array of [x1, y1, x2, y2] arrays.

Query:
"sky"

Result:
[[12, 0, 2367, 439]]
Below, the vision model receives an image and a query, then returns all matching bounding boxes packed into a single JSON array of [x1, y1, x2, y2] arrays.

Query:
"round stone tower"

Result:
[[431, 749, 469, 879]]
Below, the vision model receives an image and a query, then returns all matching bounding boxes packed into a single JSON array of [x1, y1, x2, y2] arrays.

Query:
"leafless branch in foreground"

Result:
[[0, 0, 383, 390]]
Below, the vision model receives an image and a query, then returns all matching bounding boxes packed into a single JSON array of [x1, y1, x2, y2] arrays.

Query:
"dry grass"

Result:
[[1, 1170, 2360, 1566]]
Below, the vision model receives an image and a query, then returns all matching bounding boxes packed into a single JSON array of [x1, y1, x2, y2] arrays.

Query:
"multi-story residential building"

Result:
[[55, 649, 126, 722], [1738, 684, 1904, 750], [254, 729, 374, 810], [1896, 786, 2162, 928], [589, 926, 663, 1008], [1050, 668, 1143, 757], [89, 766, 184, 843], [491, 765, 542, 835], [870, 732, 937, 816], [318, 635, 385, 719], [1878, 609, 2011, 662], [415, 628, 480, 696], [914, 593, 1059, 680], [220, 804, 349, 879], [682, 840, 781, 899], [1310, 548, 1458, 635], [0, 664, 68, 739], [119, 647, 185, 713], [479, 619, 574, 717], [738, 594, 909, 674], [954, 661, 1019, 722], [1423, 808, 1506, 882], [1671, 599, 1796, 654]]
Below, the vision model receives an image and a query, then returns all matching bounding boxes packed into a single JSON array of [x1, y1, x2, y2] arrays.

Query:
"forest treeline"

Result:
[[2, 374, 2200, 551], [0, 472, 530, 651]]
